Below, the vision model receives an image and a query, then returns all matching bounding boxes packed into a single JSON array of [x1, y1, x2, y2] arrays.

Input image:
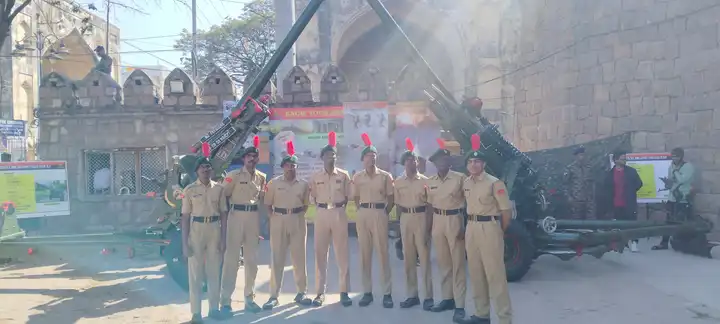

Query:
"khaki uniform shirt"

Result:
[[224, 167, 266, 204], [427, 171, 466, 210], [463, 173, 512, 216], [394, 173, 429, 208], [309, 167, 352, 205], [265, 175, 310, 209], [352, 167, 394, 203], [181, 180, 228, 216]]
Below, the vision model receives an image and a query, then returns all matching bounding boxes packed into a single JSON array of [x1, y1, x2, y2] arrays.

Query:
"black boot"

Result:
[[452, 308, 467, 323], [312, 294, 325, 307], [399, 297, 420, 308], [294, 293, 312, 306], [219, 305, 232, 315], [245, 296, 262, 313], [422, 298, 434, 311], [430, 299, 455, 312], [189, 314, 203, 324], [460, 315, 490, 324], [382, 294, 394, 308], [262, 298, 279, 310], [340, 292, 352, 307], [358, 293, 373, 307]]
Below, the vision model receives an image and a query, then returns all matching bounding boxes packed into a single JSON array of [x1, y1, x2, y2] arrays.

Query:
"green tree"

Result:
[[174, 0, 275, 85]]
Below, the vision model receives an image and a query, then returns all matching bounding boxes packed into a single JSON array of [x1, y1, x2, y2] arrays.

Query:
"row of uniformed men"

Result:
[[181, 133, 513, 324]]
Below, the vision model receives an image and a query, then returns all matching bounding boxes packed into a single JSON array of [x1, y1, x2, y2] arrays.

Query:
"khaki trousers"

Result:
[[220, 210, 260, 304], [400, 212, 433, 299], [466, 219, 512, 324], [269, 212, 308, 297], [356, 207, 392, 295], [432, 213, 467, 307], [188, 221, 222, 314], [314, 207, 350, 294]]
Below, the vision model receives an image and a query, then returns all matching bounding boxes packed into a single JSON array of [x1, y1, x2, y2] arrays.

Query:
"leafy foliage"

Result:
[[174, 0, 275, 85]]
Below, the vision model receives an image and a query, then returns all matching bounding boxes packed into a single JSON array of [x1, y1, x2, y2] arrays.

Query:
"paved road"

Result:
[[1, 237, 719, 324]]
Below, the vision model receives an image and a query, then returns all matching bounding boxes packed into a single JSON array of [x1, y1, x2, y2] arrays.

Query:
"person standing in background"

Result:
[[563, 146, 596, 219], [603, 151, 643, 252], [653, 147, 695, 250]]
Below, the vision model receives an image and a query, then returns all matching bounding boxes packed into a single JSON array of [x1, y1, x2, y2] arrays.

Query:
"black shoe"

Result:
[[245, 300, 261, 313], [452, 308, 467, 323], [460, 315, 490, 324], [295, 293, 312, 306], [422, 298, 434, 311], [220, 305, 232, 314], [312, 294, 325, 307], [340, 292, 352, 307], [262, 298, 279, 310], [652, 244, 669, 250], [400, 297, 420, 308], [382, 294, 394, 308], [430, 299, 455, 312], [358, 293, 373, 307], [189, 314, 203, 324], [208, 309, 229, 320]]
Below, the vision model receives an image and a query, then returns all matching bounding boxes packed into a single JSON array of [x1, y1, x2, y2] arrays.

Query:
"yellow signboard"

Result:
[[0, 173, 36, 213], [628, 163, 656, 200]]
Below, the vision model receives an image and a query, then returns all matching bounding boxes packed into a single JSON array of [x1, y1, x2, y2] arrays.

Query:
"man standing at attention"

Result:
[[427, 139, 467, 322], [394, 138, 434, 310], [181, 153, 227, 324], [352, 133, 395, 308], [653, 147, 694, 250], [220, 136, 266, 314], [263, 141, 313, 310], [459, 134, 513, 324], [308, 132, 353, 307], [563, 146, 596, 219], [603, 151, 643, 252]]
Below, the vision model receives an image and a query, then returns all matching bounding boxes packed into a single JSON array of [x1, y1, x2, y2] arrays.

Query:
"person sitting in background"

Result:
[[653, 147, 695, 250]]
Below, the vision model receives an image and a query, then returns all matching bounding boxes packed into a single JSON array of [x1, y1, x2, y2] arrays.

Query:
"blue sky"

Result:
[[111, 0, 250, 72]]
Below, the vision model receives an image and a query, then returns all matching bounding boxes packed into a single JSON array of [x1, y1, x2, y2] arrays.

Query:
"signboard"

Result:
[[343, 102, 391, 173], [269, 106, 345, 180], [0, 119, 25, 137], [609, 153, 672, 203], [0, 161, 70, 218]]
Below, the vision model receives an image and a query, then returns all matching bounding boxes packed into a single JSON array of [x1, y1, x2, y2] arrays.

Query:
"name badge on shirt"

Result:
[[240, 181, 248, 184], [464, 188, 471, 192], [317, 181, 325, 185], [430, 186, 438, 190]]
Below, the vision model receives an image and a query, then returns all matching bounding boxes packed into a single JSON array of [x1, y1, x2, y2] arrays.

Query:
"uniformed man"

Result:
[[394, 138, 434, 310], [459, 134, 513, 324], [563, 146, 596, 219], [309, 131, 353, 307], [427, 139, 467, 322], [220, 136, 266, 314], [263, 140, 313, 310], [181, 157, 228, 324], [352, 133, 394, 308]]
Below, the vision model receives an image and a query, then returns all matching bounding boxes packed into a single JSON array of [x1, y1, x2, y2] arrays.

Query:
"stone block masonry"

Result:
[[510, 0, 720, 237]]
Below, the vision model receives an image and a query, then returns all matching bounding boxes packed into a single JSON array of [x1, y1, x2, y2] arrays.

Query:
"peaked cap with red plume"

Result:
[[241, 135, 261, 158], [465, 133, 487, 163], [429, 138, 451, 163], [281, 140, 299, 167], [320, 131, 338, 156], [359, 133, 377, 161], [400, 138, 419, 164]]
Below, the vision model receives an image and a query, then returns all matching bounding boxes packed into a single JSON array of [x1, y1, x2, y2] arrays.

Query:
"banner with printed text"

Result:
[[0, 161, 70, 218], [609, 153, 672, 203], [343, 102, 391, 174], [269, 106, 345, 180]]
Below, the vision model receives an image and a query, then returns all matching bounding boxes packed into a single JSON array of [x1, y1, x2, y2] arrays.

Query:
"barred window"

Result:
[[84, 147, 167, 196]]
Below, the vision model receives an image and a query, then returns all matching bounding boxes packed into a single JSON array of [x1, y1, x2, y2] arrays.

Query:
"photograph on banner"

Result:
[[0, 161, 70, 218], [388, 101, 442, 177], [269, 106, 345, 180], [343, 101, 391, 174], [609, 153, 672, 203]]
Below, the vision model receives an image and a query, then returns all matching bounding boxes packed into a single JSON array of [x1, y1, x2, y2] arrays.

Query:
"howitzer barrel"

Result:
[[555, 220, 666, 230], [537, 221, 712, 246]]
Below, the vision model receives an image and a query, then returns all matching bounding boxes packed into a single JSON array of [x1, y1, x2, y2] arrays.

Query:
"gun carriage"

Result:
[[1, 0, 715, 289]]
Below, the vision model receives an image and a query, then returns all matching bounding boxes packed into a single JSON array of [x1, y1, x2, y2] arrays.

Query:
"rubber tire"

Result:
[[504, 220, 535, 282]]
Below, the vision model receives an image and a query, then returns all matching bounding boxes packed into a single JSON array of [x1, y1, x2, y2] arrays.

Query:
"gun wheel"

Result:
[[504, 220, 535, 282]]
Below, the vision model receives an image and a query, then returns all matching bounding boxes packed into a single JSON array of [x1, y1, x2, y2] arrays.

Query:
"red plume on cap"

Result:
[[471, 133, 482, 151], [328, 131, 337, 147], [436, 138, 446, 149], [405, 138, 414, 152], [253, 135, 260, 148], [201, 142, 211, 158], [286, 141, 295, 156], [361, 133, 372, 146]]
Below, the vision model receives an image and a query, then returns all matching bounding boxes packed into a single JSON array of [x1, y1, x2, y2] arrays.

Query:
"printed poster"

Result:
[[609, 153, 672, 203], [0, 161, 70, 218], [343, 102, 391, 174], [269, 106, 345, 180]]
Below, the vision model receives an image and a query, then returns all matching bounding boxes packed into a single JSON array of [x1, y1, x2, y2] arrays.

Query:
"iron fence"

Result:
[[84, 147, 167, 196]]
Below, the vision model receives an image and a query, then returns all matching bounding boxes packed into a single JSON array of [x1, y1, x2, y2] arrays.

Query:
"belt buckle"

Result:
[[204, 217, 211, 224], [327, 203, 334, 210]]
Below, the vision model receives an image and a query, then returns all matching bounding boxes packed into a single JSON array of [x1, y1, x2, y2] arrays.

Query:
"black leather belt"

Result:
[[359, 203, 386, 209], [399, 206, 426, 213], [433, 208, 463, 216], [468, 215, 500, 222], [273, 206, 305, 215], [317, 203, 346, 209], [232, 204, 258, 212], [192, 216, 220, 223]]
